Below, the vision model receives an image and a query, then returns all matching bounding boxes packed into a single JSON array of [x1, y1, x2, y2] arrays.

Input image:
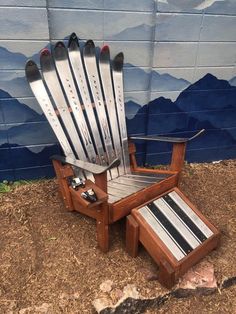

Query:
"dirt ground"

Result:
[[0, 160, 236, 313]]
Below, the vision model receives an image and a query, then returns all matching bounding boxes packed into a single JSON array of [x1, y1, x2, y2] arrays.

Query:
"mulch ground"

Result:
[[0, 160, 235, 313]]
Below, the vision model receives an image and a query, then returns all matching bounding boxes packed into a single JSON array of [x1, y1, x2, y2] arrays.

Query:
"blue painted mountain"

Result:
[[1, 121, 57, 148], [229, 76, 236, 87], [0, 89, 44, 123], [0, 144, 60, 181], [125, 100, 143, 116], [204, 0, 236, 14], [127, 73, 236, 164], [0, 47, 28, 69], [0, 44, 50, 70], [124, 63, 191, 93], [151, 71, 190, 91], [108, 23, 153, 40], [0, 74, 33, 98], [158, 0, 228, 13]]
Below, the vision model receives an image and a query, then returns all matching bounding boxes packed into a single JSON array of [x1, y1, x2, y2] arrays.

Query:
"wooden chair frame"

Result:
[[52, 139, 189, 252]]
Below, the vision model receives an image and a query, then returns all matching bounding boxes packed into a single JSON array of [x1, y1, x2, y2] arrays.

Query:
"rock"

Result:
[[100, 280, 113, 293], [19, 303, 52, 314], [174, 261, 217, 297], [123, 284, 140, 299], [139, 267, 159, 281], [110, 288, 124, 303], [92, 296, 113, 313], [93, 284, 140, 313]]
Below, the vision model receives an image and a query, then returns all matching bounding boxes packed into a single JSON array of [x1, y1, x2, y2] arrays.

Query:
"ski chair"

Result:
[[25, 33, 207, 253]]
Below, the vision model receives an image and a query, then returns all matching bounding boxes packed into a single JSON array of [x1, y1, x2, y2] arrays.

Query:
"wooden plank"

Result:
[[170, 142, 186, 172], [126, 215, 139, 257], [111, 174, 178, 222], [52, 160, 74, 211]]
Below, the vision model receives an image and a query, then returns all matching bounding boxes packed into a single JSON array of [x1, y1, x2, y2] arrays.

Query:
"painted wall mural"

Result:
[[0, 0, 236, 180]]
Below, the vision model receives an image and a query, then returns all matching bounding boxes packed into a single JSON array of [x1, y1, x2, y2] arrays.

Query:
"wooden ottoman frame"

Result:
[[126, 187, 220, 288]]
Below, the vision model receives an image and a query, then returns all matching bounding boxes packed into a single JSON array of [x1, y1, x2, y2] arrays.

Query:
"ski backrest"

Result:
[[27, 34, 130, 179]]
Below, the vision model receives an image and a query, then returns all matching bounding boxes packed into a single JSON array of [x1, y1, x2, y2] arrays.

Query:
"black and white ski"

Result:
[[67, 33, 106, 167], [25, 60, 75, 159], [112, 53, 130, 173], [53, 41, 97, 164], [40, 48, 86, 161], [83, 40, 118, 178], [99, 45, 125, 175]]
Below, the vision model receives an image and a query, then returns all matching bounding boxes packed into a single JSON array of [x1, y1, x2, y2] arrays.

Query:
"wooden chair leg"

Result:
[[97, 220, 109, 253], [159, 258, 176, 289], [170, 142, 186, 173], [52, 159, 74, 211], [96, 203, 109, 253], [126, 215, 139, 257]]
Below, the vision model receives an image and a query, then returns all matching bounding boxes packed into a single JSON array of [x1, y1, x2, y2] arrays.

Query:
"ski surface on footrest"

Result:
[[83, 40, 118, 179], [99, 45, 125, 176], [25, 60, 75, 158], [40, 48, 86, 160], [112, 53, 130, 174], [68, 33, 106, 165], [53, 41, 97, 164]]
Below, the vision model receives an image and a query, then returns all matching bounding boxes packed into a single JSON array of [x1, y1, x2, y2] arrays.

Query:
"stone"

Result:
[[93, 284, 140, 313], [99, 280, 113, 293], [19, 303, 52, 314], [139, 267, 159, 281], [175, 261, 217, 297]]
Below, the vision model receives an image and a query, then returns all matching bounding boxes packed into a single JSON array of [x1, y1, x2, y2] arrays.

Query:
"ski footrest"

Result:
[[126, 187, 220, 288]]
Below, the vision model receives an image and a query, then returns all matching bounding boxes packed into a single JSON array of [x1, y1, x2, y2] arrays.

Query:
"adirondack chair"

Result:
[[25, 33, 204, 252]]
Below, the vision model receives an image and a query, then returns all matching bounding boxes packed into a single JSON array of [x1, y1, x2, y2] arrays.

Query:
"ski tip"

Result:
[[100, 45, 110, 63], [113, 52, 124, 71], [101, 45, 110, 54], [54, 41, 67, 60], [40, 48, 54, 72], [68, 32, 79, 49], [55, 41, 66, 49], [40, 48, 51, 57], [83, 39, 95, 57], [25, 59, 36, 68], [85, 39, 95, 48], [25, 60, 41, 82]]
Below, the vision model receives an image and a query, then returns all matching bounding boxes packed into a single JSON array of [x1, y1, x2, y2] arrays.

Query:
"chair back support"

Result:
[[26, 33, 130, 179]]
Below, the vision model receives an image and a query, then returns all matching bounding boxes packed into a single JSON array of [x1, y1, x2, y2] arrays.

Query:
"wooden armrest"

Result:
[[129, 129, 205, 143], [51, 155, 120, 175], [69, 179, 108, 209]]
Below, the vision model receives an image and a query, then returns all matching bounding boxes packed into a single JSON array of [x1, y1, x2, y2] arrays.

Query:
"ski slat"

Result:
[[40, 49, 85, 160], [154, 198, 200, 249], [54, 41, 97, 164], [112, 176, 150, 188], [112, 53, 130, 173], [169, 191, 213, 238], [107, 181, 142, 194], [25, 60, 76, 158], [139, 206, 186, 261], [99, 45, 125, 176], [83, 40, 118, 179], [68, 33, 107, 165]]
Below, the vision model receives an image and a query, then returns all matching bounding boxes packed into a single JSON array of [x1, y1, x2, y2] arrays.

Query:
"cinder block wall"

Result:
[[0, 0, 236, 180]]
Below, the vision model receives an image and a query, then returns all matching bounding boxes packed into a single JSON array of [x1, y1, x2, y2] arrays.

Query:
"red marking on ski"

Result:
[[101, 45, 110, 53], [40, 48, 50, 57]]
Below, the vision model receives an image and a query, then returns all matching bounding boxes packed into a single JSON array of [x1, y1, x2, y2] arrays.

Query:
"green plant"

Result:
[[0, 178, 46, 193]]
